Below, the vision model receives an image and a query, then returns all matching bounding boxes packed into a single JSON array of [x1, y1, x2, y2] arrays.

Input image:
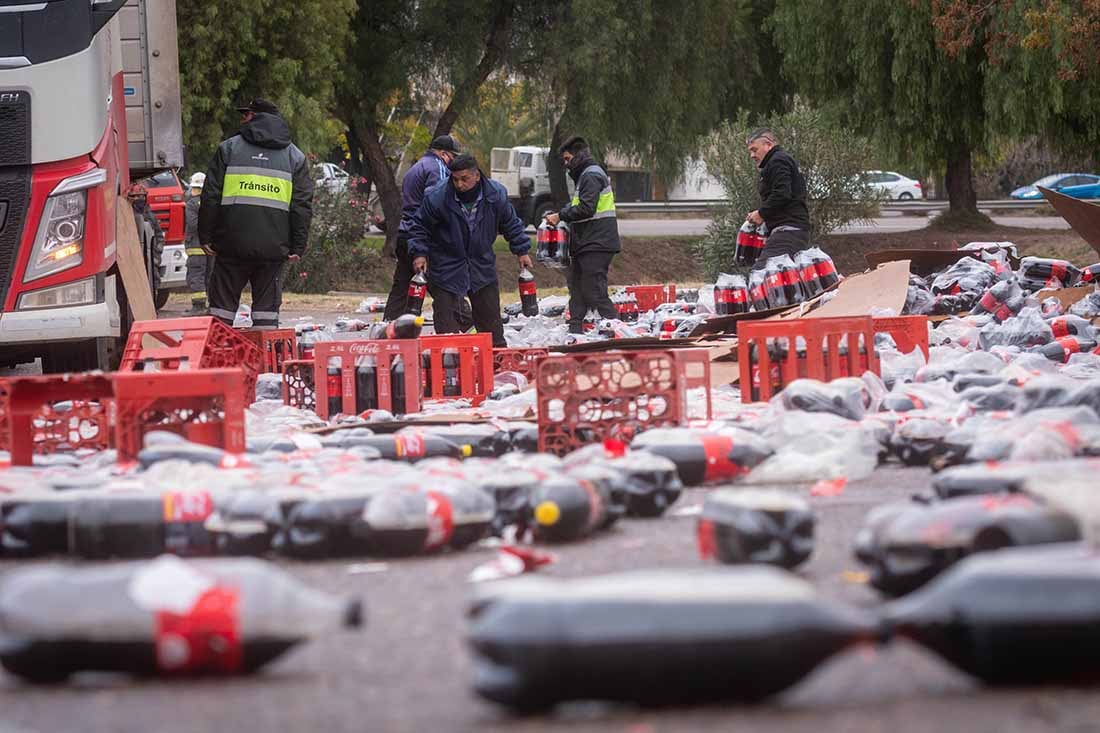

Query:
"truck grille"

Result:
[[0, 166, 32, 308], [0, 91, 31, 167]]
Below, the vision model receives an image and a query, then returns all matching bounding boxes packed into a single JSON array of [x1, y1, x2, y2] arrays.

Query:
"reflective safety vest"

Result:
[[221, 147, 296, 212], [570, 164, 617, 222]]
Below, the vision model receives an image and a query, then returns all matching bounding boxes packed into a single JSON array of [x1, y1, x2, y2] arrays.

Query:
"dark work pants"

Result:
[[383, 234, 414, 320], [430, 282, 506, 347], [209, 257, 285, 329], [753, 229, 811, 269], [566, 250, 617, 329], [185, 251, 211, 301]]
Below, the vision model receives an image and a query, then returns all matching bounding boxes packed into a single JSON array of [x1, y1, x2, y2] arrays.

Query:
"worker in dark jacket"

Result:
[[545, 136, 620, 334], [746, 128, 811, 267], [198, 98, 313, 329], [383, 135, 460, 320], [183, 172, 209, 314], [407, 154, 531, 346]]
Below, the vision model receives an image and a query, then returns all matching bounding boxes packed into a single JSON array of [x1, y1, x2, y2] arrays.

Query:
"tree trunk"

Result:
[[345, 123, 364, 177], [945, 142, 978, 214], [548, 115, 569, 210], [357, 118, 402, 257], [432, 0, 516, 139]]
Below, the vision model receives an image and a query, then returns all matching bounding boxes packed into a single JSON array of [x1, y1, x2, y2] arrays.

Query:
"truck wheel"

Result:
[[155, 289, 171, 310], [533, 200, 555, 225]]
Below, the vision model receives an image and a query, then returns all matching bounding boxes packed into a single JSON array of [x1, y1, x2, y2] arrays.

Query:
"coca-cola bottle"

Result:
[[442, 349, 461, 396], [368, 314, 425, 340], [68, 491, 219, 559], [529, 477, 612, 543], [813, 251, 840, 290], [1033, 335, 1097, 363], [518, 268, 539, 317], [326, 357, 343, 417], [390, 355, 408, 415], [1048, 315, 1095, 339], [406, 271, 427, 316], [777, 255, 805, 305], [748, 269, 769, 311], [697, 489, 815, 569], [467, 566, 877, 709], [763, 257, 788, 308], [630, 428, 773, 486], [204, 489, 290, 557], [275, 490, 378, 559], [1, 493, 77, 556], [354, 355, 378, 413], [596, 452, 683, 517], [882, 544, 1100, 686], [0, 555, 362, 682], [734, 221, 764, 267], [713, 273, 747, 316], [349, 432, 471, 462], [795, 250, 823, 298], [420, 351, 433, 398], [359, 481, 494, 555]]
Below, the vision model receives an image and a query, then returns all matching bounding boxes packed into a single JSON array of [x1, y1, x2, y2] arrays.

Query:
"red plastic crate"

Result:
[[492, 347, 549, 382], [738, 316, 880, 403], [282, 359, 316, 411], [420, 333, 495, 406], [537, 350, 689, 455], [313, 339, 422, 419], [873, 315, 930, 358], [626, 284, 677, 312], [3, 374, 115, 466], [120, 317, 263, 399], [112, 369, 247, 462], [239, 328, 297, 374], [672, 348, 713, 420]]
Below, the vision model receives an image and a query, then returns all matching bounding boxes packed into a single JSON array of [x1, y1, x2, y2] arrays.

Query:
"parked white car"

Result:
[[315, 162, 350, 194], [863, 170, 923, 200]]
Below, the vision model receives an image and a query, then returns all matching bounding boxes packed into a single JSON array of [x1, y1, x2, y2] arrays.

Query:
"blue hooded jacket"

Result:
[[398, 152, 450, 235], [407, 176, 531, 296]]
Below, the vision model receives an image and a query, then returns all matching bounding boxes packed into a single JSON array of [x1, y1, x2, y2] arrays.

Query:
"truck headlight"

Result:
[[17, 276, 97, 310], [24, 189, 87, 282]]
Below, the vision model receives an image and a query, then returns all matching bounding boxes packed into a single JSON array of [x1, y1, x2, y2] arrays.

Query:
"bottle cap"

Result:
[[460, 444, 473, 458], [535, 501, 561, 526], [413, 316, 425, 327]]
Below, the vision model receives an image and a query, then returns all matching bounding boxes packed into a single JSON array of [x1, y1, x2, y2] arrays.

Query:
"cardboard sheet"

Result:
[[116, 199, 156, 322], [1041, 186, 1100, 256], [775, 260, 911, 319]]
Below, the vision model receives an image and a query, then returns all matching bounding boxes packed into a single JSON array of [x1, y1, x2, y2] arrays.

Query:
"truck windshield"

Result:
[[1, 0, 122, 67]]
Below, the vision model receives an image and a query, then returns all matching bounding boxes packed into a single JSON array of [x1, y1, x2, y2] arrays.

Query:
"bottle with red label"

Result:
[[1, 493, 80, 556], [1048, 314, 1095, 339], [276, 490, 379, 559], [368, 313, 425, 340], [774, 254, 805, 305], [536, 219, 570, 269], [406, 271, 427, 316], [442, 349, 461, 396], [593, 452, 684, 518], [67, 491, 218, 559], [390, 355, 408, 415], [0, 555, 363, 682], [326, 357, 343, 417], [762, 256, 789, 308], [1033, 335, 1097, 363], [349, 431, 472, 462], [354, 355, 378, 413], [734, 221, 765, 267], [713, 273, 749, 316], [697, 489, 815, 569], [359, 480, 495, 555], [807, 247, 840, 291], [794, 250, 823, 298], [748, 269, 769, 311], [630, 427, 774, 486], [529, 476, 612, 543], [518, 267, 539, 317]]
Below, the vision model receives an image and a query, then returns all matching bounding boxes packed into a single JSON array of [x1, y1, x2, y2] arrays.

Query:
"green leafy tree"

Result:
[[697, 107, 878, 277], [454, 80, 543, 170], [177, 0, 355, 166]]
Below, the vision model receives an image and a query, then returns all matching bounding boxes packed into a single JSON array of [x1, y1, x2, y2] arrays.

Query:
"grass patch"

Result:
[[928, 209, 996, 231]]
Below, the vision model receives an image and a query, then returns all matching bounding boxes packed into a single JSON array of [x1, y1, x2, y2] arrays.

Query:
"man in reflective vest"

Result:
[[545, 136, 621, 334], [198, 98, 314, 329], [183, 172, 209, 314]]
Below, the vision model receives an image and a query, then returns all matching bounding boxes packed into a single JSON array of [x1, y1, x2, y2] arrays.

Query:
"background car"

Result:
[[862, 170, 923, 200], [315, 162, 350, 194], [141, 169, 186, 244], [1010, 173, 1100, 200], [1045, 180, 1100, 200]]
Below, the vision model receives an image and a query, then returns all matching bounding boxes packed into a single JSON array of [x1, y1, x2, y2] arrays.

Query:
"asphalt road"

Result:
[[618, 214, 1071, 237], [4, 464, 1100, 733]]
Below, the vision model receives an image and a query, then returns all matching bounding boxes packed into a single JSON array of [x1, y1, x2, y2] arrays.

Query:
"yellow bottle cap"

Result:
[[535, 501, 561, 526], [460, 444, 473, 458], [414, 316, 425, 327]]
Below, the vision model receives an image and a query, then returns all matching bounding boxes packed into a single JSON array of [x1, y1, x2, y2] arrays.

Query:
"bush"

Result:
[[284, 182, 376, 293], [695, 107, 880, 278]]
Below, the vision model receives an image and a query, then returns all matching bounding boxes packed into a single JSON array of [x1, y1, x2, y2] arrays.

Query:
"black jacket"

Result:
[[198, 113, 314, 261], [559, 153, 621, 255], [757, 146, 810, 232]]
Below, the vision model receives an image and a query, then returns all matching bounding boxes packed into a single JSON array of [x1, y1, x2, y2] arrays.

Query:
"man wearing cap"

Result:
[[383, 134, 460, 320], [407, 154, 531, 347], [545, 136, 620, 334], [198, 98, 314, 329], [183, 172, 209, 314]]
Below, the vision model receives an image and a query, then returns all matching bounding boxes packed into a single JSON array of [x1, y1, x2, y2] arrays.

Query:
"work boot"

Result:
[[185, 299, 208, 316]]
